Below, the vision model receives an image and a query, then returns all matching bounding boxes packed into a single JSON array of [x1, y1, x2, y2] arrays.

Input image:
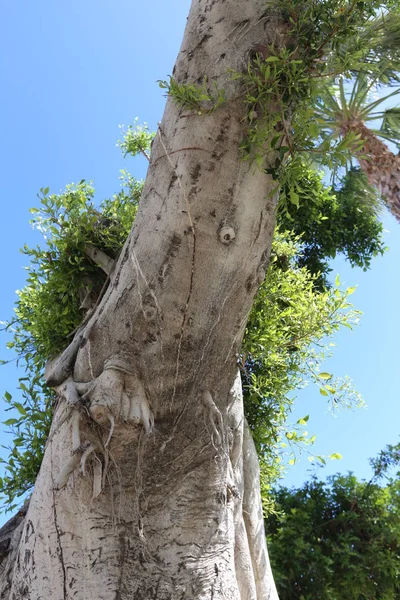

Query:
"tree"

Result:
[[266, 442, 400, 599], [0, 2, 288, 596], [278, 166, 385, 287], [0, 1, 399, 598], [0, 159, 374, 511], [315, 70, 400, 220]]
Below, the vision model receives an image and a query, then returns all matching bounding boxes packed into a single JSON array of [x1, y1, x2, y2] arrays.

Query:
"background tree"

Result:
[[314, 71, 400, 220], [278, 167, 385, 287], [266, 442, 400, 599]]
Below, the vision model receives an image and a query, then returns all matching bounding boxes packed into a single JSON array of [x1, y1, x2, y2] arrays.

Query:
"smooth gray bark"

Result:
[[0, 0, 286, 597]]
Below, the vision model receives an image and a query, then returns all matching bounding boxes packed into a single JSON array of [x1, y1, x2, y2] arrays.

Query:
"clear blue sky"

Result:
[[0, 0, 399, 518]]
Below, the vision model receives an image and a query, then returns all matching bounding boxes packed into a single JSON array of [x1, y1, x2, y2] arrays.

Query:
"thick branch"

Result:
[[84, 244, 115, 275]]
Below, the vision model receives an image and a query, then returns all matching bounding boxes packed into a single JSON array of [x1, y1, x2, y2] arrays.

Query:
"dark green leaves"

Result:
[[267, 469, 400, 599], [278, 166, 386, 288]]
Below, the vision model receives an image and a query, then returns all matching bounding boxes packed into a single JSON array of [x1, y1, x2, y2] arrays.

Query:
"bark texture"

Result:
[[0, 1, 286, 598], [347, 121, 400, 221]]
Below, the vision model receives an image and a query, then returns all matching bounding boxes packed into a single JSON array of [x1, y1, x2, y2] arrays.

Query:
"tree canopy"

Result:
[[266, 442, 400, 599]]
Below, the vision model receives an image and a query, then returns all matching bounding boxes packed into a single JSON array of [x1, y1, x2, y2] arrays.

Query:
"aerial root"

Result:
[[104, 413, 115, 447], [54, 454, 81, 490], [56, 439, 108, 500], [124, 375, 154, 434], [80, 444, 96, 476], [102, 448, 110, 488], [71, 410, 81, 451], [202, 391, 224, 445], [52, 358, 154, 499], [92, 456, 103, 499]]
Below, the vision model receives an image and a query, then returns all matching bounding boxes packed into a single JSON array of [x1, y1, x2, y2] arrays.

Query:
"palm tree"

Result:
[[308, 9, 400, 221], [314, 74, 400, 221]]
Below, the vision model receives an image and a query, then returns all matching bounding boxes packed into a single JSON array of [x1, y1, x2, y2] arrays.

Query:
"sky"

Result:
[[0, 0, 399, 520]]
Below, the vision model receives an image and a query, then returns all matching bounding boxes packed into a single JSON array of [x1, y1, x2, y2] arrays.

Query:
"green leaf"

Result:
[[324, 384, 336, 394], [3, 419, 19, 426], [289, 188, 299, 208], [297, 415, 309, 425], [319, 372, 332, 380], [14, 403, 27, 416], [329, 452, 343, 460], [271, 134, 281, 149]]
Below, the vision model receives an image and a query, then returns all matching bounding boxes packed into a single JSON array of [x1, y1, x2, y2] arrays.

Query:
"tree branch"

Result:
[[84, 244, 115, 275]]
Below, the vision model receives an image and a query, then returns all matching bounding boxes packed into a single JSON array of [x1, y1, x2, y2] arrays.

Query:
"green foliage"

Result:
[[15, 175, 140, 359], [243, 232, 362, 493], [117, 118, 155, 160], [0, 376, 53, 513], [162, 1, 400, 199], [369, 439, 400, 482], [266, 470, 400, 599], [0, 116, 385, 511], [345, 9, 400, 84], [0, 198, 364, 512], [158, 77, 227, 115], [258, 0, 400, 180], [314, 74, 400, 151], [0, 171, 142, 509], [278, 167, 386, 286]]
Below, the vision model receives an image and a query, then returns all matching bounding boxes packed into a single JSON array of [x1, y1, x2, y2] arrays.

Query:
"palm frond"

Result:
[[330, 11, 400, 85], [360, 87, 400, 120], [380, 107, 400, 141], [358, 11, 400, 84], [348, 73, 378, 113]]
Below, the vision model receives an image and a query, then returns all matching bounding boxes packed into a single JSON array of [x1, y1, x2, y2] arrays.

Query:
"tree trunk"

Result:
[[348, 121, 400, 221], [0, 1, 285, 598]]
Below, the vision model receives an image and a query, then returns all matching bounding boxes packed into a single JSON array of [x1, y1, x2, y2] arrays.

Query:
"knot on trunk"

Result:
[[219, 225, 236, 245]]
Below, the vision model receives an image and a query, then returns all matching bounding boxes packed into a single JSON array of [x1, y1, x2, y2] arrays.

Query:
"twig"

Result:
[[84, 244, 115, 275]]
